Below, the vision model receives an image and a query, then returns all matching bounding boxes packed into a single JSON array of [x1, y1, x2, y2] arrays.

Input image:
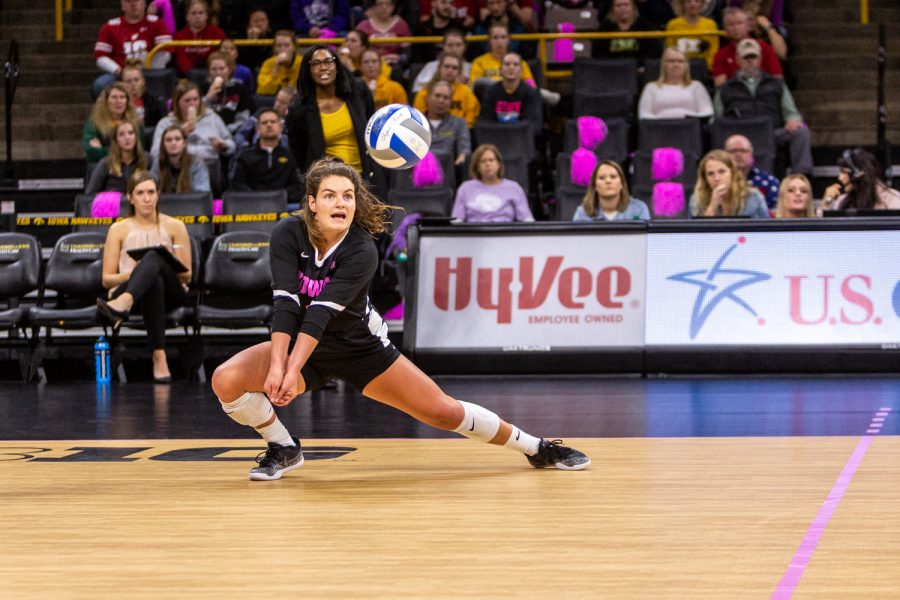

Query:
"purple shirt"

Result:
[[451, 178, 534, 223]]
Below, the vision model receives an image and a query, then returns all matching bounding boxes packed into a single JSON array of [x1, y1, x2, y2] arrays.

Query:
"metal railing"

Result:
[[144, 30, 725, 82], [54, 0, 74, 42]]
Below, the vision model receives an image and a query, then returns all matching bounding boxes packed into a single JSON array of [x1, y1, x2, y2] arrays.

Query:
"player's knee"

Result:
[[429, 395, 465, 430], [211, 362, 239, 399]]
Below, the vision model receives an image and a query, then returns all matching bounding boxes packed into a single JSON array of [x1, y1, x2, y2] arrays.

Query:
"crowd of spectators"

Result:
[[81, 0, 897, 224]]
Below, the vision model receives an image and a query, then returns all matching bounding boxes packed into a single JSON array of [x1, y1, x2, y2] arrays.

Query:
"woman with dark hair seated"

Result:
[[286, 44, 386, 195], [150, 124, 211, 194], [97, 171, 193, 383], [821, 148, 900, 212], [85, 121, 149, 194]]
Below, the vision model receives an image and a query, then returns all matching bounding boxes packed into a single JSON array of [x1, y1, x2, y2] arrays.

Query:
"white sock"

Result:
[[256, 417, 296, 448], [504, 426, 541, 456]]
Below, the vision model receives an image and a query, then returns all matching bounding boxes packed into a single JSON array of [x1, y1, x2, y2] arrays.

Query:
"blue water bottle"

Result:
[[94, 336, 111, 383]]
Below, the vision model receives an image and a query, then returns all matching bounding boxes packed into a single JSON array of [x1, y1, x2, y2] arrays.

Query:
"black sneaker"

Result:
[[249, 437, 304, 481], [527, 439, 591, 470]]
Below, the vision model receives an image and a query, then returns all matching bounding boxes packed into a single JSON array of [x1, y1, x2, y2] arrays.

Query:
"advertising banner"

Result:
[[415, 233, 646, 349], [645, 230, 900, 346]]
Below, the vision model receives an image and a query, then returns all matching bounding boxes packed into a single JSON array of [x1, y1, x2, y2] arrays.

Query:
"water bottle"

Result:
[[94, 336, 111, 383]]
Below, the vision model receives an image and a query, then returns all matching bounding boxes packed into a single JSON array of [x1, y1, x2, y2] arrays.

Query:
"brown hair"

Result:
[[300, 157, 393, 250], [126, 170, 160, 220], [107, 121, 148, 177], [693, 149, 751, 216], [206, 50, 234, 72], [470, 144, 505, 181], [171, 80, 205, 122], [580, 160, 632, 217], [775, 174, 815, 218], [157, 124, 197, 194]]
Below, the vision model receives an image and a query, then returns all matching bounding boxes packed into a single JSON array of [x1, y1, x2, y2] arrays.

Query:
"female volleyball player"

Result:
[[211, 157, 591, 480]]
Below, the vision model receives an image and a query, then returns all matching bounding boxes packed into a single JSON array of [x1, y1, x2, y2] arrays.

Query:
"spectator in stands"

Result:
[[413, 53, 481, 128], [774, 174, 815, 218], [723, 134, 779, 208], [573, 160, 650, 221], [290, 0, 350, 37], [821, 148, 900, 212], [241, 8, 275, 73], [425, 80, 471, 168], [412, 28, 472, 93], [633, 0, 675, 30], [97, 171, 192, 383], [473, 0, 531, 56], [637, 47, 713, 119], [714, 39, 812, 176], [356, 0, 412, 65], [338, 30, 375, 76], [229, 109, 304, 204], [593, 0, 663, 64], [257, 30, 303, 95], [120, 60, 167, 131], [712, 7, 783, 87], [92, 0, 172, 99], [664, 0, 718, 69], [201, 51, 253, 134], [286, 45, 386, 194], [151, 124, 212, 193], [412, 0, 464, 64], [418, 0, 477, 29], [151, 80, 235, 162], [360, 49, 409, 109], [740, 1, 788, 60], [85, 121, 149, 194], [470, 23, 536, 88], [235, 87, 296, 151], [478, 0, 533, 29], [219, 39, 256, 93], [83, 82, 143, 165], [690, 149, 768, 217], [451, 144, 533, 222], [478, 53, 542, 139], [172, 0, 226, 75]]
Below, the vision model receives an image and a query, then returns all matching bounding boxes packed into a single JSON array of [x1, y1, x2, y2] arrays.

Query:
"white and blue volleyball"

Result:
[[364, 104, 432, 170]]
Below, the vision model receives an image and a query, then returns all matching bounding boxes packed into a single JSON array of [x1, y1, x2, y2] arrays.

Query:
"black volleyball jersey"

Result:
[[270, 216, 389, 346]]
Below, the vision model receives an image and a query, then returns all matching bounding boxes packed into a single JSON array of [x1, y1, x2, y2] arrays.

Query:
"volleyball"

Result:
[[364, 104, 432, 170]]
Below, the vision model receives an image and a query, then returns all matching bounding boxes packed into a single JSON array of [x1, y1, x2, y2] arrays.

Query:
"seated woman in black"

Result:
[[97, 171, 193, 383]]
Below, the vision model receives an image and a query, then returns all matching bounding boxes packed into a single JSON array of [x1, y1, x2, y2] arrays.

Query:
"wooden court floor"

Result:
[[2, 435, 899, 599]]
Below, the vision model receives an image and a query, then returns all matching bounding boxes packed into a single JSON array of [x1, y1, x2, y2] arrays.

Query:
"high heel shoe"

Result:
[[153, 375, 172, 384], [96, 298, 130, 332]]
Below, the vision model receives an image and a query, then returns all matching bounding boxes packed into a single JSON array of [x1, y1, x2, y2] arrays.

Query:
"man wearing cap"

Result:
[[712, 7, 782, 87], [714, 38, 813, 176]]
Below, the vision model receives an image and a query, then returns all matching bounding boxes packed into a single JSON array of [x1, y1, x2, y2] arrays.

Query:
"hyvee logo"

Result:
[[433, 256, 632, 324]]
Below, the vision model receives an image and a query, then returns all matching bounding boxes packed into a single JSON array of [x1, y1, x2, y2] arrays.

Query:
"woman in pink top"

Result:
[[355, 0, 411, 64], [97, 171, 193, 382]]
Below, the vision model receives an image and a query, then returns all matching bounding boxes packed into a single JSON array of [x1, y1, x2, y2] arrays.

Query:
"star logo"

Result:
[[668, 238, 771, 339]]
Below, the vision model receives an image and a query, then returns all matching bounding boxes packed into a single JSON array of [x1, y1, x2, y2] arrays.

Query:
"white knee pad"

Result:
[[452, 401, 501, 443], [220, 392, 273, 428]]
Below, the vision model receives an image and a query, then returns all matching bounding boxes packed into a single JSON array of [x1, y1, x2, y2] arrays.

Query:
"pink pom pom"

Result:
[[412, 152, 444, 188], [570, 148, 598, 187], [91, 192, 121, 218], [553, 39, 574, 63], [577, 116, 607, 150], [652, 182, 685, 217], [212, 199, 223, 216], [383, 303, 404, 320], [319, 28, 337, 39], [152, 0, 176, 37], [557, 22, 576, 33], [652, 147, 684, 181]]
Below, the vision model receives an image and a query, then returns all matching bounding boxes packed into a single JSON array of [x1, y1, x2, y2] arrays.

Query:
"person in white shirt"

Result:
[[638, 47, 713, 120]]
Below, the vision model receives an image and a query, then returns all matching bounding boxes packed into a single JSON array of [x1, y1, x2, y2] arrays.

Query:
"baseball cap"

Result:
[[737, 38, 761, 58]]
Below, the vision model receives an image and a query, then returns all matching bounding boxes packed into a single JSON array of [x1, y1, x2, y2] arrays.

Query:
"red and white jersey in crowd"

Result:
[[94, 15, 172, 67]]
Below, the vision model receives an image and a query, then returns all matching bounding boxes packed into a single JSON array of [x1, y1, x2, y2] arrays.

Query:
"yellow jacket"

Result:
[[470, 53, 536, 86], [257, 54, 302, 95], [414, 81, 480, 128], [367, 73, 409, 110]]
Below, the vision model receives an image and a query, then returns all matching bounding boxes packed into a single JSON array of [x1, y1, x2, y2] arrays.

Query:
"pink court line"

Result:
[[866, 429, 880, 434], [771, 435, 875, 599]]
